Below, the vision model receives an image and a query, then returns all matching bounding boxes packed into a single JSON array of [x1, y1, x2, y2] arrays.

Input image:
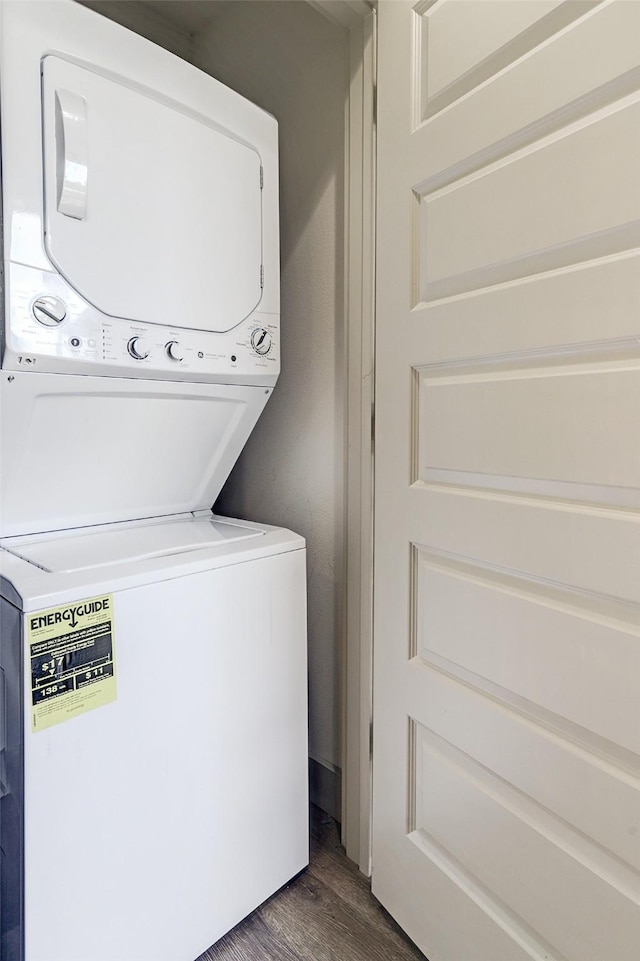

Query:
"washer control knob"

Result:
[[127, 336, 150, 361], [165, 340, 183, 362], [250, 327, 272, 355], [33, 296, 67, 327]]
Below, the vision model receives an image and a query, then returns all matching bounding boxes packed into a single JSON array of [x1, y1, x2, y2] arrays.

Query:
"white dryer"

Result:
[[0, 3, 308, 960], [0, 0, 280, 537]]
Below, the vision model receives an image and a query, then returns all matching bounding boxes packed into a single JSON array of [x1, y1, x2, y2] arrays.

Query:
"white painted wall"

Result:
[[83, 0, 195, 61], [196, 3, 349, 788], [82, 0, 349, 798]]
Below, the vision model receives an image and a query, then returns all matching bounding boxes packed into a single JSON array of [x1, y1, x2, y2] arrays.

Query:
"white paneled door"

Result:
[[372, 3, 640, 960]]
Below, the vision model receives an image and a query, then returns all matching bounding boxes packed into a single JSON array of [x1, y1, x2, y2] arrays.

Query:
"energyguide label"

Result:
[[29, 594, 116, 732]]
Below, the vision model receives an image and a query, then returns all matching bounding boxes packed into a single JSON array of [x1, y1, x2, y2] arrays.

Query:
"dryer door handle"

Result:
[[55, 89, 88, 220]]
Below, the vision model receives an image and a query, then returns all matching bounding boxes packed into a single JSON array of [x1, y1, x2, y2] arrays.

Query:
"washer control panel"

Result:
[[3, 263, 279, 385]]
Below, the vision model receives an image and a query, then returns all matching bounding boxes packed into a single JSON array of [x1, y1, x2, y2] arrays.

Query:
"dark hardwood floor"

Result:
[[197, 806, 427, 961]]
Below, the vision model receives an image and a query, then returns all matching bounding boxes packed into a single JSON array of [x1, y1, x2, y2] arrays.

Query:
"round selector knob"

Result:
[[127, 336, 150, 360], [32, 295, 67, 327], [250, 327, 272, 355], [165, 340, 183, 362]]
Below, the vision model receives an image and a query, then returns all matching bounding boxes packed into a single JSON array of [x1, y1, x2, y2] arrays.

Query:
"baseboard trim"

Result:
[[309, 758, 342, 822]]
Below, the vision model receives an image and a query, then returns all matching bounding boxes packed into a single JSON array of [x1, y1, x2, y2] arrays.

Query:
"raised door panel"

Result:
[[415, 363, 640, 505], [416, 99, 640, 301], [412, 726, 638, 961]]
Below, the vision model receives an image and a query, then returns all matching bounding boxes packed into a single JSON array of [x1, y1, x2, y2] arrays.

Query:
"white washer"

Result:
[[0, 3, 308, 959], [0, 514, 308, 961]]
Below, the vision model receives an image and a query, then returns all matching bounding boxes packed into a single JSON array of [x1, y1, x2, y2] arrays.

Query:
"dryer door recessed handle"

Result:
[[55, 89, 88, 220]]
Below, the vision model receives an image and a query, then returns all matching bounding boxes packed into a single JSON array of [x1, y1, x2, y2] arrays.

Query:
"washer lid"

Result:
[[2, 517, 264, 574], [42, 55, 263, 333]]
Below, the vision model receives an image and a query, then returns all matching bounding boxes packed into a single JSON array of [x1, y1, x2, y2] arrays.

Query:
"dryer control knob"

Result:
[[127, 336, 150, 361], [251, 328, 272, 355], [33, 296, 67, 327], [165, 340, 183, 362]]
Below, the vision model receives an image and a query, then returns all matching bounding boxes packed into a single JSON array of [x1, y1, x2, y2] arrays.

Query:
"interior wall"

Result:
[[196, 3, 349, 804], [82, 0, 195, 61], [81, 0, 350, 812]]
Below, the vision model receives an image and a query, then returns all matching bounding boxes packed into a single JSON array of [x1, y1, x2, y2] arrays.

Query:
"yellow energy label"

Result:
[[28, 594, 116, 732]]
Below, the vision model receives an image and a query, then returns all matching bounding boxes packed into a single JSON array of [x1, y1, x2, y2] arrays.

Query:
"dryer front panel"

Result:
[[41, 56, 263, 335]]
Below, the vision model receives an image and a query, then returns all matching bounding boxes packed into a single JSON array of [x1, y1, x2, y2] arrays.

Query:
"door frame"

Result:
[[305, 0, 378, 874], [341, 8, 377, 876]]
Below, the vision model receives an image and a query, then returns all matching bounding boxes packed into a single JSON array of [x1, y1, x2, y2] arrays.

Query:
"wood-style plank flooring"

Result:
[[196, 806, 427, 961]]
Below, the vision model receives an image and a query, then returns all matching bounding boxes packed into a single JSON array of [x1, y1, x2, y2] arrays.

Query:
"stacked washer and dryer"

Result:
[[0, 3, 308, 960]]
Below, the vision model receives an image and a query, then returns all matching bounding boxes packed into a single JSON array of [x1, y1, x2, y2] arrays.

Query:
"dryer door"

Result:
[[41, 56, 263, 334]]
